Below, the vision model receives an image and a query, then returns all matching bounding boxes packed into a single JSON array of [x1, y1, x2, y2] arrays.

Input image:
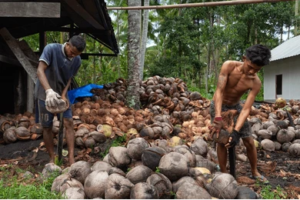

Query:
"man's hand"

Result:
[[209, 117, 226, 139], [45, 89, 68, 113], [225, 130, 240, 148], [45, 89, 61, 107]]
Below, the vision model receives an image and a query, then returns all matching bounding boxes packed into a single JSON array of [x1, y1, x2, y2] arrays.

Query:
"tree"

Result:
[[126, 0, 142, 109]]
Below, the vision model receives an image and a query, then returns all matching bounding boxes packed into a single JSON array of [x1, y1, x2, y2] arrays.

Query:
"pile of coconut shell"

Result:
[[0, 112, 43, 144], [247, 98, 300, 157], [43, 136, 257, 199]]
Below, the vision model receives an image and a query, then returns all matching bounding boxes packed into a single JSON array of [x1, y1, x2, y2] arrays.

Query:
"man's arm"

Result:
[[37, 61, 51, 91], [234, 78, 261, 131], [214, 61, 231, 117]]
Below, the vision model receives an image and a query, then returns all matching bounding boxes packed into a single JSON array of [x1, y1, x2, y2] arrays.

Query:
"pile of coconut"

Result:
[[42, 136, 257, 199], [247, 98, 300, 157], [0, 112, 42, 143]]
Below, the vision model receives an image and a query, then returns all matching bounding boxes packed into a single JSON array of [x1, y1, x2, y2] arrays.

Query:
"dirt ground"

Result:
[[0, 139, 300, 199]]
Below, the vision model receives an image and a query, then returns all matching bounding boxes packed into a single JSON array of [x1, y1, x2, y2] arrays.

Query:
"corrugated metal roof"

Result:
[[270, 35, 300, 62]]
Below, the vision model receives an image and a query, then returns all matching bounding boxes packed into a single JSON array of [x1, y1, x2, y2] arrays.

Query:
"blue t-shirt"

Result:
[[35, 43, 81, 100]]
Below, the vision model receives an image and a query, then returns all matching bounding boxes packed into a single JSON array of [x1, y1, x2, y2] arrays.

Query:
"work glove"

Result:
[[225, 129, 240, 148], [45, 89, 61, 107], [45, 89, 68, 113]]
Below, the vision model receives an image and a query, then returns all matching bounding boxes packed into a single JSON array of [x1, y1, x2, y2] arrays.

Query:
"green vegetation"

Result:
[[155, 167, 161, 173], [0, 170, 63, 199], [100, 133, 127, 158], [256, 183, 287, 199]]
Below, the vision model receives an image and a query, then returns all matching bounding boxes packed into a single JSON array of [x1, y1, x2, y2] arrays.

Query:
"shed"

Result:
[[0, 0, 118, 114], [264, 35, 300, 102]]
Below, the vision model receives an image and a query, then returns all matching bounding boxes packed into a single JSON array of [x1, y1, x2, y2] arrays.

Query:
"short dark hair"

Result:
[[69, 35, 86, 52], [245, 44, 271, 66]]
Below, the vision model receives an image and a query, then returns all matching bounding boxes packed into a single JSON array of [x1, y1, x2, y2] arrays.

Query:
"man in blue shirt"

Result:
[[35, 35, 86, 165]]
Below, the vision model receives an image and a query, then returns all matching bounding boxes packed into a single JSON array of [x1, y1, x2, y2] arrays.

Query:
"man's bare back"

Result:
[[214, 60, 262, 106]]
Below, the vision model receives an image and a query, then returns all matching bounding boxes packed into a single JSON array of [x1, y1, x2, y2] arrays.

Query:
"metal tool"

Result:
[[229, 146, 236, 178], [57, 112, 64, 162]]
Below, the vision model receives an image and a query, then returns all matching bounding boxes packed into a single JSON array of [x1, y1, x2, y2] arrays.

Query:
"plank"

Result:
[[0, 28, 37, 83], [0, 2, 60, 18]]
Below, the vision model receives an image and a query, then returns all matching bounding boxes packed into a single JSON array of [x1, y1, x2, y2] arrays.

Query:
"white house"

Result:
[[264, 35, 300, 102]]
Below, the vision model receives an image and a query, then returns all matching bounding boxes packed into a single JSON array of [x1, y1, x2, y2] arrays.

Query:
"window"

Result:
[[276, 74, 282, 95]]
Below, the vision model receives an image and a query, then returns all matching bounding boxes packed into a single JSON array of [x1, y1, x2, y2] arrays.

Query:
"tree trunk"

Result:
[[126, 0, 141, 110], [139, 0, 149, 80]]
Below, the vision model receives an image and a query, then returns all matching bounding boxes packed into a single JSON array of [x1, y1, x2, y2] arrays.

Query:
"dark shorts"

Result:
[[35, 99, 72, 128], [210, 101, 251, 138]]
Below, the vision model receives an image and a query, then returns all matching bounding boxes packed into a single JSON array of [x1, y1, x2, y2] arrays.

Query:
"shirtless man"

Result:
[[210, 44, 271, 183]]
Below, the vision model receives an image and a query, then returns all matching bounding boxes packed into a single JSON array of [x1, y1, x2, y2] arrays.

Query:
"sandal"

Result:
[[251, 175, 269, 184]]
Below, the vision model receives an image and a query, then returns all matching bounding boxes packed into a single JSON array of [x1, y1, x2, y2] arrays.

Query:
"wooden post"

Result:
[[27, 75, 34, 113]]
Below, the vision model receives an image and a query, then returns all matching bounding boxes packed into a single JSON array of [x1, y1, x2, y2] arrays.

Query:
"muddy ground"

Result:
[[0, 139, 299, 199]]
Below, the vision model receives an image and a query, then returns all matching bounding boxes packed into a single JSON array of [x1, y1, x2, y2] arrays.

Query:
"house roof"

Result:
[[0, 0, 119, 55], [271, 35, 300, 62]]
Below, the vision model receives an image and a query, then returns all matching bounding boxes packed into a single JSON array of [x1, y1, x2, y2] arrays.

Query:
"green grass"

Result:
[[100, 134, 127, 158], [257, 183, 287, 199], [0, 170, 63, 199]]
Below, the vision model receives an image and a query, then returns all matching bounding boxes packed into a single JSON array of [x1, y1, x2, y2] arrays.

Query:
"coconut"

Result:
[[274, 141, 281, 150], [63, 187, 85, 199], [172, 176, 198, 193], [213, 129, 230, 145], [75, 127, 89, 137], [108, 167, 126, 176], [142, 146, 166, 171], [282, 142, 292, 152], [84, 170, 109, 199], [97, 124, 113, 137], [293, 139, 300, 144], [277, 129, 295, 143], [104, 173, 134, 199], [69, 161, 91, 184], [158, 152, 189, 181], [41, 163, 62, 180], [126, 165, 152, 184], [14, 126, 30, 140], [262, 121, 274, 129], [51, 173, 71, 193], [88, 131, 106, 143], [173, 145, 196, 167], [126, 137, 150, 160], [168, 136, 182, 147], [261, 139, 275, 152], [3, 127, 17, 143], [236, 186, 257, 199], [267, 125, 279, 136], [190, 138, 208, 157], [275, 97, 287, 108], [130, 182, 159, 199], [58, 177, 83, 194], [91, 161, 112, 172], [84, 136, 95, 148], [251, 123, 262, 135], [257, 129, 272, 139], [108, 147, 131, 170], [146, 173, 172, 199], [176, 181, 211, 199], [195, 155, 216, 173], [288, 143, 300, 157], [206, 173, 238, 199]]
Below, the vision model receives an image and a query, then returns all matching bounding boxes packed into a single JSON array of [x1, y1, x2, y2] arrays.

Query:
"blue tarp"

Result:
[[68, 84, 103, 104]]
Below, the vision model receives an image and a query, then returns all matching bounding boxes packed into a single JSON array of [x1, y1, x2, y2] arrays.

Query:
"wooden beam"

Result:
[[0, 2, 60, 18], [63, 0, 105, 30], [0, 28, 37, 84], [107, 0, 293, 10]]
